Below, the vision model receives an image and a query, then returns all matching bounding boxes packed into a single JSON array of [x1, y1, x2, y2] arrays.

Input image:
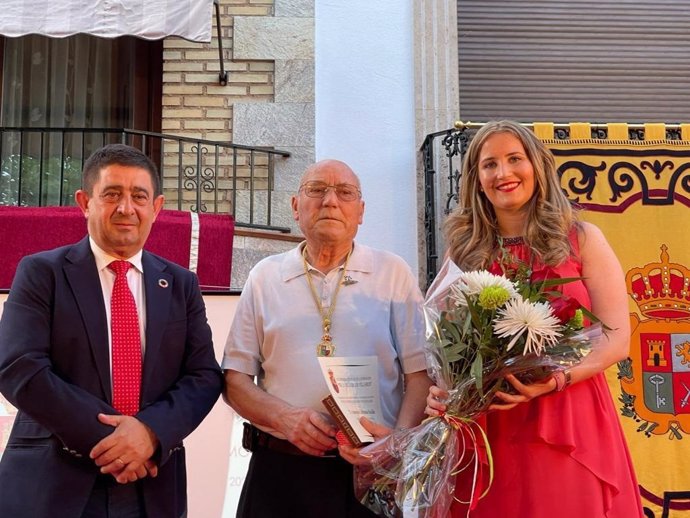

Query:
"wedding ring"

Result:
[[116, 458, 125, 466]]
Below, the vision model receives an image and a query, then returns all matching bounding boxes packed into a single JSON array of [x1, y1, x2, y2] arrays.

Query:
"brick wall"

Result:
[[158, 0, 316, 290], [160, 0, 275, 214]]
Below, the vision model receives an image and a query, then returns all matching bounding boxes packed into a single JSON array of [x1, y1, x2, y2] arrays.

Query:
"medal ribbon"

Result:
[[302, 245, 353, 356]]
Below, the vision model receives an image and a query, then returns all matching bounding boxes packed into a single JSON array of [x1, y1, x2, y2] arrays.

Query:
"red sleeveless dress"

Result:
[[449, 236, 643, 518]]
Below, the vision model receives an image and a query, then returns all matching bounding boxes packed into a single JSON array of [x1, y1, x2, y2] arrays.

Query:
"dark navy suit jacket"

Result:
[[0, 237, 223, 518]]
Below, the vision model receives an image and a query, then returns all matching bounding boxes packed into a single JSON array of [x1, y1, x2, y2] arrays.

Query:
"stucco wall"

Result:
[[315, 1, 419, 270]]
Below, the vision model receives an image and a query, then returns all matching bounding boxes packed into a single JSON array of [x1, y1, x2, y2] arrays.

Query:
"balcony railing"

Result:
[[420, 125, 470, 289], [0, 127, 292, 232]]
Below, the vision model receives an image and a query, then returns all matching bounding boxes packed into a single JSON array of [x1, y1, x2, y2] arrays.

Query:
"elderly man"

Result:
[[0, 144, 223, 518], [223, 159, 430, 517]]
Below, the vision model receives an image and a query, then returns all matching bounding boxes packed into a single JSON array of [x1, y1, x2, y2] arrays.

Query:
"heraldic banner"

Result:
[[536, 121, 690, 518]]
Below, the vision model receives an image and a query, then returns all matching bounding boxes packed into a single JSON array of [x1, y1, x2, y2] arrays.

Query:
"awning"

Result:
[[0, 0, 214, 43]]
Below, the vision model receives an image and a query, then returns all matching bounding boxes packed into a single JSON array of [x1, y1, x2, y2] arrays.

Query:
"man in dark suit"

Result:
[[0, 144, 223, 518]]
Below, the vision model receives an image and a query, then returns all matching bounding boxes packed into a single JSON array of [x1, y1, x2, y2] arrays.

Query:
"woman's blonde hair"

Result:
[[444, 120, 579, 270]]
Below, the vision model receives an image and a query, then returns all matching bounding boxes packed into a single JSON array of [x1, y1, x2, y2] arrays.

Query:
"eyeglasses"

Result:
[[299, 181, 361, 202]]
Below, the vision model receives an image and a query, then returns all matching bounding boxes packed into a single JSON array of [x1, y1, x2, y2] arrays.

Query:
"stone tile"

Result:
[[268, 191, 300, 232], [233, 102, 315, 147], [233, 190, 269, 227], [234, 17, 313, 60], [232, 235, 246, 248], [275, 60, 314, 103], [243, 235, 298, 254], [231, 248, 267, 289], [273, 146, 315, 191], [275, 0, 314, 18], [231, 240, 297, 290]]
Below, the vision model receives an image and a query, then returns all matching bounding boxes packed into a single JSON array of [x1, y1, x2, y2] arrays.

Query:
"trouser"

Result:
[[236, 445, 378, 518], [81, 475, 146, 518]]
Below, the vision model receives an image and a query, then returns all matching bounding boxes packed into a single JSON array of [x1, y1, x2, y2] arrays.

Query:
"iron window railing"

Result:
[[0, 127, 292, 232]]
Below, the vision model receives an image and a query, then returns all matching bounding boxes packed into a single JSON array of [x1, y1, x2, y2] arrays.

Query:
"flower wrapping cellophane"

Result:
[[356, 257, 604, 518]]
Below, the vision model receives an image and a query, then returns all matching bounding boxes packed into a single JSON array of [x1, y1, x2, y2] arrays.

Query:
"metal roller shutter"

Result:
[[457, 0, 690, 122]]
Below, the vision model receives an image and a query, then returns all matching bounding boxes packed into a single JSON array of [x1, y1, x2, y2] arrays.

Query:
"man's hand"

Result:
[[225, 370, 337, 456], [338, 417, 392, 466], [277, 407, 338, 456], [89, 413, 159, 484]]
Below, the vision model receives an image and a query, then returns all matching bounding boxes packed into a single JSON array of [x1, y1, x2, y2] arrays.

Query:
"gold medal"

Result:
[[302, 246, 353, 357], [317, 333, 336, 357]]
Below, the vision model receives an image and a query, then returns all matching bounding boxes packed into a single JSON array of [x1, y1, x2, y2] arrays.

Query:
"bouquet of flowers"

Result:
[[355, 257, 604, 518]]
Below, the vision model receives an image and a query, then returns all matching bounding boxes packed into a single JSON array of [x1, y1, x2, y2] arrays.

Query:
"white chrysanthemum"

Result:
[[449, 270, 518, 307], [493, 298, 562, 355]]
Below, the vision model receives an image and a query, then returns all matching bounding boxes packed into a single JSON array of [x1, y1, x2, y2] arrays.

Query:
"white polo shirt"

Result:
[[222, 242, 427, 433]]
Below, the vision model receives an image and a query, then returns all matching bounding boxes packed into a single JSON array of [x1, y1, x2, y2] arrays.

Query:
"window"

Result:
[[0, 35, 162, 205]]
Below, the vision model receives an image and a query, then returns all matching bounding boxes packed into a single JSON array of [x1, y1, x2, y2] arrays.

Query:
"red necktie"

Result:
[[108, 260, 142, 416]]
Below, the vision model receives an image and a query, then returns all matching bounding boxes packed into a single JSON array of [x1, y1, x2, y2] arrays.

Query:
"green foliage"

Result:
[[0, 154, 81, 206]]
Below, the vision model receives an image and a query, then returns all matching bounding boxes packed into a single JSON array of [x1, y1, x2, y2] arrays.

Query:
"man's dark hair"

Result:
[[82, 144, 161, 196]]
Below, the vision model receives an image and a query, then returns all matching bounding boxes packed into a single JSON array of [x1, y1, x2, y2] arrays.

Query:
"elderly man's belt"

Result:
[[242, 423, 337, 457]]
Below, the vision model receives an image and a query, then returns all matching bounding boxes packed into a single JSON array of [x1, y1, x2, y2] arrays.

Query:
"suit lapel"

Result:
[[63, 237, 111, 402], [141, 252, 172, 394]]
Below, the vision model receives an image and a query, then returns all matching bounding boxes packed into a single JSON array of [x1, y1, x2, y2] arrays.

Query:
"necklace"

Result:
[[302, 245, 353, 357], [495, 235, 536, 281], [500, 236, 525, 246]]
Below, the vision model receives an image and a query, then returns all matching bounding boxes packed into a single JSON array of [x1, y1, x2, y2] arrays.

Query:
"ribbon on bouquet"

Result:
[[441, 413, 494, 514]]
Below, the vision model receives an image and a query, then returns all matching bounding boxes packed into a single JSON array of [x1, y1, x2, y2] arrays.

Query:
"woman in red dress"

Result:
[[427, 120, 643, 518]]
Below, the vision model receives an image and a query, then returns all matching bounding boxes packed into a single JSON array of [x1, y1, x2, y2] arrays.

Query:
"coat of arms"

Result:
[[619, 244, 690, 439]]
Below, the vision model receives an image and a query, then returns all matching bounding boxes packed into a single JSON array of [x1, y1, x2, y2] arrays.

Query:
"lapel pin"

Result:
[[342, 275, 358, 286], [158, 279, 169, 288]]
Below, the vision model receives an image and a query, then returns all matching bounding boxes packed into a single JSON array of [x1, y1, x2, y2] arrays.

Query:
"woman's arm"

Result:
[[569, 221, 631, 382]]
